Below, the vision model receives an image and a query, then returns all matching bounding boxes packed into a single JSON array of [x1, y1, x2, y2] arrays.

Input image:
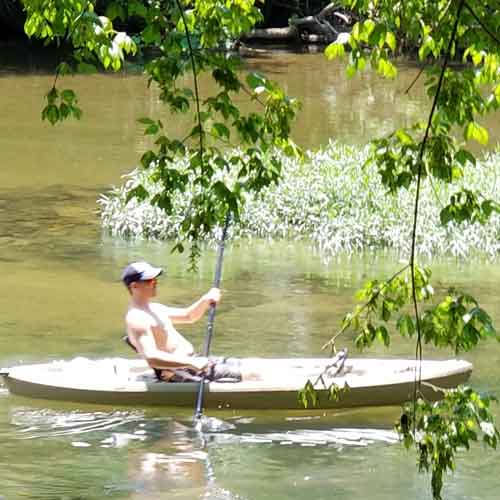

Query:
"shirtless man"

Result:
[[122, 261, 242, 381]]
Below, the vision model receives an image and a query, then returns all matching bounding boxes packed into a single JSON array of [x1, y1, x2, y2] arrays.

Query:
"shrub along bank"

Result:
[[99, 142, 499, 260]]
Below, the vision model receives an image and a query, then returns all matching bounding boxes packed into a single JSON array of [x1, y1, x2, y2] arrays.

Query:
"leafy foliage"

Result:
[[397, 387, 500, 500], [325, 2, 500, 498], [298, 378, 350, 408], [327, 0, 500, 227], [420, 290, 498, 353], [22, 0, 300, 262], [325, 264, 498, 353], [41, 85, 82, 124], [22, 0, 137, 122]]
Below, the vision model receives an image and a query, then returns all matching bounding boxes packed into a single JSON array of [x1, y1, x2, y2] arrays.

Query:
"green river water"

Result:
[[0, 45, 499, 500]]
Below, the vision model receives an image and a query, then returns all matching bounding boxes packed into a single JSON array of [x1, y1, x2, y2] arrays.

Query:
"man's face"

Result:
[[130, 278, 158, 299]]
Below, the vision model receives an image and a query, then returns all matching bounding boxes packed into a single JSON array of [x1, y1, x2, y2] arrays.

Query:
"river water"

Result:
[[0, 45, 499, 499]]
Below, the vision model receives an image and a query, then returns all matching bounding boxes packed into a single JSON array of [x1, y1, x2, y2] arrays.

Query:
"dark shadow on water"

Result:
[[0, 40, 65, 75], [0, 184, 102, 264]]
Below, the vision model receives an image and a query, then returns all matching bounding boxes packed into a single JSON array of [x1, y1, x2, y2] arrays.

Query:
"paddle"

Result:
[[194, 214, 231, 427]]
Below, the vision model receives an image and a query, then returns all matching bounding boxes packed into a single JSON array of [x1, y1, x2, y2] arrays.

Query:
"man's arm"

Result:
[[129, 324, 206, 371], [166, 288, 221, 324]]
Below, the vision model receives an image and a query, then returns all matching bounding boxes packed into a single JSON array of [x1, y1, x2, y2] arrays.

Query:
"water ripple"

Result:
[[11, 408, 150, 440], [208, 428, 399, 447]]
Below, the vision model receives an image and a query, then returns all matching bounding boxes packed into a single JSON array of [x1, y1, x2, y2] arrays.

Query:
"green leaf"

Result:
[[246, 72, 267, 91], [298, 380, 318, 408], [129, 0, 148, 18], [212, 122, 230, 140], [418, 36, 436, 60], [465, 122, 489, 145], [56, 62, 72, 76], [356, 56, 366, 71], [472, 50, 484, 66], [455, 149, 476, 166], [395, 128, 414, 145], [126, 184, 149, 203], [142, 24, 161, 44], [140, 150, 157, 168], [47, 87, 58, 103], [376, 325, 390, 346], [386, 31, 396, 52], [346, 64, 357, 78], [329, 382, 349, 402], [482, 199, 500, 218], [377, 58, 397, 79], [60, 89, 76, 104], [43, 104, 60, 125], [325, 42, 345, 60], [381, 300, 391, 321], [171, 242, 185, 254], [71, 105, 82, 120], [361, 19, 376, 41], [105, 2, 126, 21], [369, 24, 386, 48], [440, 206, 453, 225], [144, 123, 160, 135], [59, 102, 70, 119], [495, 84, 500, 104], [138, 117, 156, 126], [397, 314, 415, 337]]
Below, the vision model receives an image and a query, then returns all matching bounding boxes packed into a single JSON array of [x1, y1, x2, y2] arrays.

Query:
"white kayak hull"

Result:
[[1, 357, 472, 410]]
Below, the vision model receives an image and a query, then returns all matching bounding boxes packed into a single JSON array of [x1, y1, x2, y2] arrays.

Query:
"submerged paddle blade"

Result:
[[194, 415, 236, 433]]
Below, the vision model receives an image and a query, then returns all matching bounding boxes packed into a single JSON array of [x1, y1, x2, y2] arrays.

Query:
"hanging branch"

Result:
[[322, 264, 410, 352], [409, 0, 466, 406], [404, 66, 425, 95], [174, 0, 205, 171]]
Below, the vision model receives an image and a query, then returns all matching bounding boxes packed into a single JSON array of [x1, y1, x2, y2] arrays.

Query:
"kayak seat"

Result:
[[122, 335, 163, 381]]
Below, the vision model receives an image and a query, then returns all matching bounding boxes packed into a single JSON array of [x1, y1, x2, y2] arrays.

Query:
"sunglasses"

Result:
[[140, 278, 158, 285]]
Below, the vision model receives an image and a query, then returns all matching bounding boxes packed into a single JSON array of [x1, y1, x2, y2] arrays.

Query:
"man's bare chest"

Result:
[[150, 323, 168, 350]]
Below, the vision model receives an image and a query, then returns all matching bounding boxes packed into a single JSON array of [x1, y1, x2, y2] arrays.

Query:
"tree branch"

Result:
[[174, 0, 205, 171], [322, 264, 410, 352], [404, 66, 425, 95], [409, 0, 466, 419]]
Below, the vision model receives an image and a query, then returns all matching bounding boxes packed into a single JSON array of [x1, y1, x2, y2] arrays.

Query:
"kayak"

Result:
[[0, 356, 472, 410]]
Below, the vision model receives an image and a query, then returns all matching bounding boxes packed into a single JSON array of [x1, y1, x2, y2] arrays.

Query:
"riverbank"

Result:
[[99, 142, 500, 261]]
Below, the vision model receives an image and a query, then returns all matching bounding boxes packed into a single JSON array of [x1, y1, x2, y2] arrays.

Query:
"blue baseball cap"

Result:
[[121, 261, 163, 286]]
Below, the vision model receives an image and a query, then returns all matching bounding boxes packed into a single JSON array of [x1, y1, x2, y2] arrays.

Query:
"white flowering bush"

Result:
[[99, 142, 499, 259]]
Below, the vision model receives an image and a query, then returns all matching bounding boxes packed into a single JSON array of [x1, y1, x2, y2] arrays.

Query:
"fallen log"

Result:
[[291, 15, 338, 43], [240, 26, 299, 42], [240, 5, 355, 45]]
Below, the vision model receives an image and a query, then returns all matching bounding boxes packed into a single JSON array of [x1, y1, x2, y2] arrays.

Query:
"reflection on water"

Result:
[[1, 405, 401, 500], [9, 407, 399, 446], [210, 428, 398, 447], [2, 409, 210, 499]]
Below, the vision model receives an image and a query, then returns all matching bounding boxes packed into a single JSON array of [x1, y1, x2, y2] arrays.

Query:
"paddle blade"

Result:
[[194, 415, 236, 433]]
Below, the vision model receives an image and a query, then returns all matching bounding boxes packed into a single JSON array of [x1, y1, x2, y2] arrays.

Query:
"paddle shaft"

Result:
[[194, 214, 230, 421]]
